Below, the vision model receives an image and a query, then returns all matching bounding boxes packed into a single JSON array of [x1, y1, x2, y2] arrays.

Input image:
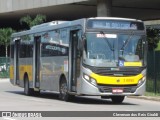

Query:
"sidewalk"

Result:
[[0, 78, 9, 83], [0, 78, 9, 81], [128, 95, 160, 102]]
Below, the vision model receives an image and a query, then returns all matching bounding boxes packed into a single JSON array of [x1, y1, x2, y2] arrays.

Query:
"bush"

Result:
[[0, 71, 9, 78]]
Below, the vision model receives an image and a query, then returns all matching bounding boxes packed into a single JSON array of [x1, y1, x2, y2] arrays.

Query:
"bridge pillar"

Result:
[[97, 0, 112, 17]]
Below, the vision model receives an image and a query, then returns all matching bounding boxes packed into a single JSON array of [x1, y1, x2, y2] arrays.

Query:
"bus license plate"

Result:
[[112, 88, 123, 93]]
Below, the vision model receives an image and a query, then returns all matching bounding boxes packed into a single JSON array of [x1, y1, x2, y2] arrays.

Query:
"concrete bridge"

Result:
[[0, 0, 160, 28]]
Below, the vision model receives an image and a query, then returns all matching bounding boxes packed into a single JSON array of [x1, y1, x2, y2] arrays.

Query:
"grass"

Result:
[[155, 41, 160, 51], [145, 92, 160, 97], [146, 78, 160, 93]]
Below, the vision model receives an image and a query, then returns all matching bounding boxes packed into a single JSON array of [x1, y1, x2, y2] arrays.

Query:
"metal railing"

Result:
[[0, 57, 10, 78], [147, 51, 160, 94]]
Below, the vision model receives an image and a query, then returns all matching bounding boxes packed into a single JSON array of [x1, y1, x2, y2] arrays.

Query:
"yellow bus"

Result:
[[10, 17, 147, 103]]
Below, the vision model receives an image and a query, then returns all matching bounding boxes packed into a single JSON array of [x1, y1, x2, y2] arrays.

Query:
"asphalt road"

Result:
[[0, 79, 160, 120]]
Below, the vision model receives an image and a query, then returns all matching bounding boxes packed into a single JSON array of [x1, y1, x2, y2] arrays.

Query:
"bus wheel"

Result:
[[24, 76, 34, 96], [59, 78, 74, 101], [34, 90, 40, 96], [111, 96, 125, 104]]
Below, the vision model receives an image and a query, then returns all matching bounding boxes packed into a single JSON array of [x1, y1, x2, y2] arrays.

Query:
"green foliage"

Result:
[[146, 78, 154, 92], [0, 28, 15, 46], [146, 77, 160, 93], [0, 57, 9, 78], [0, 28, 15, 57], [0, 71, 9, 78], [20, 14, 46, 29], [147, 27, 160, 51], [145, 92, 160, 97]]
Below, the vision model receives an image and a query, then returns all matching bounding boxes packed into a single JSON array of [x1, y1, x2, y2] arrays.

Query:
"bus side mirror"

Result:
[[78, 35, 85, 51], [77, 38, 83, 58], [78, 39, 82, 51], [77, 35, 86, 58]]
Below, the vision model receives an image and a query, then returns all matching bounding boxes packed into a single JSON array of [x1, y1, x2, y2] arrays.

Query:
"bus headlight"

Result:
[[83, 74, 97, 86], [138, 76, 146, 87], [90, 78, 97, 86], [83, 74, 90, 81]]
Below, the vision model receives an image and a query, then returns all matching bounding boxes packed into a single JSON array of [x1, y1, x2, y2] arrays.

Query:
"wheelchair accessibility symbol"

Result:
[[119, 61, 124, 67]]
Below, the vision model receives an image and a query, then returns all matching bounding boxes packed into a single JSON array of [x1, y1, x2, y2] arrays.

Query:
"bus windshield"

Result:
[[83, 33, 145, 67]]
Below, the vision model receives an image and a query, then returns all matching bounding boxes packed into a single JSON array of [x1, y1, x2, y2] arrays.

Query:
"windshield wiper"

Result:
[[120, 32, 134, 55], [100, 31, 114, 51], [100, 31, 115, 60]]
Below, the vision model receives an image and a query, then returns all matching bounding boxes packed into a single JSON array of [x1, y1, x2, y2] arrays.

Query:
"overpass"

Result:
[[0, 0, 160, 29]]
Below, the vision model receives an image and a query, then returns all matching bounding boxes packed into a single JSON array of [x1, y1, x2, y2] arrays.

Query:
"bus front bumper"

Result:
[[78, 77, 146, 96]]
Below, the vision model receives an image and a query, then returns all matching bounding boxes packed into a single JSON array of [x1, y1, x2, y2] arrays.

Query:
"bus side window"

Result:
[[60, 29, 68, 45]]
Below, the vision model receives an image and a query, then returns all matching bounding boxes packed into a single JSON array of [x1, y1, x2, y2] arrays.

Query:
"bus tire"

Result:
[[24, 76, 34, 96], [59, 77, 74, 101], [111, 96, 125, 104], [34, 90, 40, 96]]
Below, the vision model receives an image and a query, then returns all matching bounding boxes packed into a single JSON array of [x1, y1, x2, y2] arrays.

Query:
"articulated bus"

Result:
[[10, 17, 147, 103]]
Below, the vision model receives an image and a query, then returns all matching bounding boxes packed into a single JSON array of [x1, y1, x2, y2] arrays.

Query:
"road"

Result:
[[0, 79, 160, 120]]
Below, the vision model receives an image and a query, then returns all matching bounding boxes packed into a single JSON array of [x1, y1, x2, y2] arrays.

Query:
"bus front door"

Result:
[[33, 36, 41, 88], [69, 30, 81, 92]]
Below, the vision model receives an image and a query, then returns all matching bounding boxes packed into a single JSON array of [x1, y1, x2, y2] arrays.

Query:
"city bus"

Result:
[[10, 17, 147, 103]]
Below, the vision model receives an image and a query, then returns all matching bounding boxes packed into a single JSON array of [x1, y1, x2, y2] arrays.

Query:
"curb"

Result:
[[0, 78, 9, 82], [128, 96, 160, 102], [0, 78, 9, 80]]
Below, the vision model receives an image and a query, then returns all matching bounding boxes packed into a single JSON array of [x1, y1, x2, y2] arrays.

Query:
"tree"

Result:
[[147, 27, 160, 51], [20, 14, 46, 29], [0, 28, 15, 57]]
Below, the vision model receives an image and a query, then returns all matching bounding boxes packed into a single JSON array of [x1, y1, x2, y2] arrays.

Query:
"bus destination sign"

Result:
[[87, 19, 144, 30]]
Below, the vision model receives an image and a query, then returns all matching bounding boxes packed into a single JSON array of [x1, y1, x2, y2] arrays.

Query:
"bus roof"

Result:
[[88, 17, 142, 22], [11, 18, 86, 38], [11, 17, 143, 38], [30, 21, 68, 30]]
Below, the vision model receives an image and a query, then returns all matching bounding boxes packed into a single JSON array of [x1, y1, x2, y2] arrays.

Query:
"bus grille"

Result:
[[98, 85, 137, 93]]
